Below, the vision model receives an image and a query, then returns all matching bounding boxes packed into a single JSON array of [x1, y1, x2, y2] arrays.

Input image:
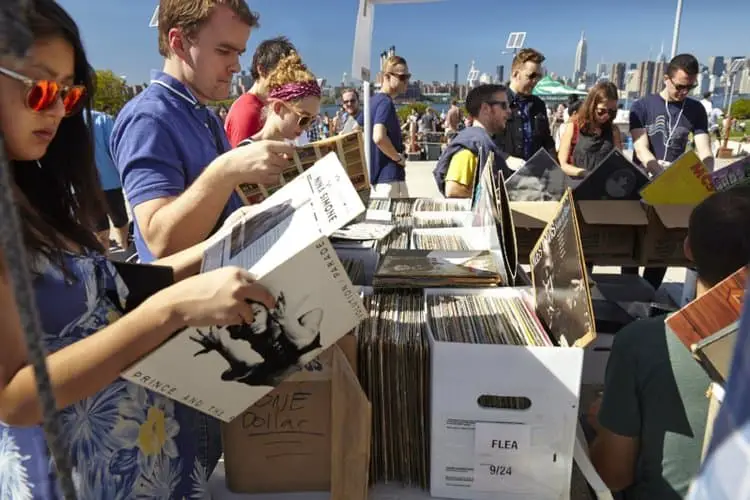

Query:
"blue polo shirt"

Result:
[[111, 71, 243, 262], [368, 93, 404, 184]]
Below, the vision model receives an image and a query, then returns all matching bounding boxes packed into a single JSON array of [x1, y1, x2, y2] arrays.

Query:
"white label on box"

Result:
[[472, 422, 531, 492], [365, 209, 392, 222]]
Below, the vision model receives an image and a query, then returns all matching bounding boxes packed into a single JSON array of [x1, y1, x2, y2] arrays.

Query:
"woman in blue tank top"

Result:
[[0, 1, 274, 498]]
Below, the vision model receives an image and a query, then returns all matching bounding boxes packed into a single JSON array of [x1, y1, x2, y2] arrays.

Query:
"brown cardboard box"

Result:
[[510, 201, 559, 263], [576, 200, 648, 265], [221, 335, 371, 498], [637, 204, 693, 266]]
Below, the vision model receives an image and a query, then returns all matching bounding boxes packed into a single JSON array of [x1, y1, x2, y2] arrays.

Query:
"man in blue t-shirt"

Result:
[[623, 53, 714, 290], [368, 55, 411, 198], [111, 2, 294, 263]]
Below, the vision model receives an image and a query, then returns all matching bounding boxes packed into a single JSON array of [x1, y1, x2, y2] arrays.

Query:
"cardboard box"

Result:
[[509, 201, 559, 264], [576, 200, 648, 265], [637, 204, 693, 267], [426, 287, 584, 500], [222, 335, 371, 498]]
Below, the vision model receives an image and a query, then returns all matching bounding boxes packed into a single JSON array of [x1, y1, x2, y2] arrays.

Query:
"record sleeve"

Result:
[[572, 149, 650, 201], [505, 147, 569, 202]]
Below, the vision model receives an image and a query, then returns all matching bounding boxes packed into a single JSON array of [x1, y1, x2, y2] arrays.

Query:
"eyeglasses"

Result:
[[486, 100, 509, 110], [669, 79, 697, 92], [595, 107, 617, 117], [0, 66, 86, 116], [389, 72, 411, 82], [281, 101, 314, 129], [342, 99, 357, 105], [526, 72, 542, 81]]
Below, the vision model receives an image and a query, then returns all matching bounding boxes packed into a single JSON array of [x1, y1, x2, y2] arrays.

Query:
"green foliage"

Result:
[[92, 70, 129, 114], [396, 102, 431, 123], [731, 99, 750, 120]]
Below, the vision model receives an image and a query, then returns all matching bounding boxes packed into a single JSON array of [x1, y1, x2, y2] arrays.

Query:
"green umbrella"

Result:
[[532, 76, 587, 96]]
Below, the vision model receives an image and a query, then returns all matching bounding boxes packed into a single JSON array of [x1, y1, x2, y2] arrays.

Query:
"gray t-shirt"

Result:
[[598, 315, 710, 499]]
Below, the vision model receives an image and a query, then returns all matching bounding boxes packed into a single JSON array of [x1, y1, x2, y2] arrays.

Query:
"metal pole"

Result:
[[670, 0, 683, 59], [363, 80, 371, 176], [721, 75, 735, 152]]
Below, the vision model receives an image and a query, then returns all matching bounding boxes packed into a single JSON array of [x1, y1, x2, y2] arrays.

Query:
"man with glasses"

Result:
[[623, 53, 713, 292], [338, 88, 363, 135], [494, 48, 555, 165], [369, 55, 411, 198], [433, 84, 512, 198]]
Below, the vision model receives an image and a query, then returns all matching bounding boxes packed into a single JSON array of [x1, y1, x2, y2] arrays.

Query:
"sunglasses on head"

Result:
[[390, 72, 411, 82], [0, 66, 86, 116]]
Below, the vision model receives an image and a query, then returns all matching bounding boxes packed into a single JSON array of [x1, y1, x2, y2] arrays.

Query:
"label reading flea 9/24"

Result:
[[471, 422, 531, 492]]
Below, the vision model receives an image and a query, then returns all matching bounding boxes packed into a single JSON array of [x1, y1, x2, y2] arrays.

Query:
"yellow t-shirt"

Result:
[[445, 149, 479, 188]]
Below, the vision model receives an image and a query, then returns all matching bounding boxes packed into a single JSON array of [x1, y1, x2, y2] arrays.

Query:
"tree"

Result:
[[93, 69, 129, 114], [731, 99, 750, 120]]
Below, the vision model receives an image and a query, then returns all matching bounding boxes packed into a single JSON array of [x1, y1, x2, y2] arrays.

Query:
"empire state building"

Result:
[[574, 31, 588, 83]]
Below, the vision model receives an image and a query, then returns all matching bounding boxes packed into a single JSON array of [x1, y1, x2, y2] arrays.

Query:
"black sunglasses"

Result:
[[389, 72, 411, 82], [596, 107, 617, 117], [342, 99, 357, 104], [486, 100, 509, 110], [670, 79, 697, 92]]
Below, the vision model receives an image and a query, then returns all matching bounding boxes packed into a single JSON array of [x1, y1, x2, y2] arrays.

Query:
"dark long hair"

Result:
[[576, 81, 618, 135], [11, 0, 105, 267]]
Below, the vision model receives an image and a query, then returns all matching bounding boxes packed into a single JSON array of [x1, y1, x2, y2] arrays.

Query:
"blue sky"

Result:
[[58, 0, 748, 85]]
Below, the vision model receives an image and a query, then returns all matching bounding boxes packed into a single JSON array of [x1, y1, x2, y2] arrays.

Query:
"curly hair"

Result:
[[265, 52, 316, 91]]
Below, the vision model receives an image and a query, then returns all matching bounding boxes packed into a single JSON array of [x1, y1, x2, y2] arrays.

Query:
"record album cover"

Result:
[[573, 149, 650, 201], [122, 153, 368, 423], [530, 189, 595, 347], [505, 147, 569, 202], [236, 131, 369, 205], [710, 156, 750, 192], [666, 266, 746, 350]]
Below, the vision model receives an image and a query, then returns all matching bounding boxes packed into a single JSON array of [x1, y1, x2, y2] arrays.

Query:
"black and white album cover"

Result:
[[530, 189, 595, 347], [505, 148, 569, 202], [573, 149, 650, 201], [122, 153, 368, 422]]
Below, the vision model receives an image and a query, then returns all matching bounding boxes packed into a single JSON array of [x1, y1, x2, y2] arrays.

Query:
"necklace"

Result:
[[662, 93, 686, 161]]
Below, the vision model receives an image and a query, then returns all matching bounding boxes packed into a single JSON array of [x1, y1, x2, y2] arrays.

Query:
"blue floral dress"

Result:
[[0, 252, 210, 499]]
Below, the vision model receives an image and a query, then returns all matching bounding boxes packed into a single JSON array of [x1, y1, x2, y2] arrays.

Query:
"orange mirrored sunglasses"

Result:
[[0, 66, 86, 116]]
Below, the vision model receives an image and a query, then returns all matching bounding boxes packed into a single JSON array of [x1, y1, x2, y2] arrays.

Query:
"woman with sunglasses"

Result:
[[0, 1, 274, 497], [239, 52, 321, 147], [558, 82, 623, 178]]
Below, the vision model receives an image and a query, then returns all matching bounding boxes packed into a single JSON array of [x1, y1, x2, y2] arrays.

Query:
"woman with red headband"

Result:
[[242, 52, 321, 144]]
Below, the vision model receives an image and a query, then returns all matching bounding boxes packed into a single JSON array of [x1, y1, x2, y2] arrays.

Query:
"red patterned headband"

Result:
[[268, 80, 321, 102]]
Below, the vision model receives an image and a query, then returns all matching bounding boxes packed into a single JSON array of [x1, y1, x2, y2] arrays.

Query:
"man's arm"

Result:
[[629, 102, 661, 175], [589, 326, 642, 491], [692, 104, 714, 171], [114, 113, 291, 258], [372, 102, 404, 166]]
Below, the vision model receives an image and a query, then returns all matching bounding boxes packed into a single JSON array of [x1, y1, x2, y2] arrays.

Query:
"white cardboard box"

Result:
[[425, 287, 584, 500]]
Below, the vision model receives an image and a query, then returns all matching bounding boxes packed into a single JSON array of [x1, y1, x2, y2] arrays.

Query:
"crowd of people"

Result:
[[0, 0, 748, 499]]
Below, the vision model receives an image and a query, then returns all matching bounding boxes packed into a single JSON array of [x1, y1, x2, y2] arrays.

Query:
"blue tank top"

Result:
[[0, 252, 209, 499]]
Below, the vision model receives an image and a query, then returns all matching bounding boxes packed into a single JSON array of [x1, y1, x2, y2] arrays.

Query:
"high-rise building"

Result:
[[496, 65, 505, 84], [453, 63, 459, 94], [629, 63, 637, 71], [596, 62, 608, 77], [657, 41, 666, 63], [610, 62, 627, 90], [708, 56, 725, 77], [638, 61, 656, 96], [650, 61, 668, 94], [574, 31, 587, 81]]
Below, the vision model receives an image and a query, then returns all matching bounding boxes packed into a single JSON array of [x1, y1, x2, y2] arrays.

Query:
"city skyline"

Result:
[[57, 0, 748, 86]]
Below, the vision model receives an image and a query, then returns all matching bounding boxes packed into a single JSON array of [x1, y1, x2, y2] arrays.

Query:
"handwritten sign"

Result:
[[472, 422, 531, 492]]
